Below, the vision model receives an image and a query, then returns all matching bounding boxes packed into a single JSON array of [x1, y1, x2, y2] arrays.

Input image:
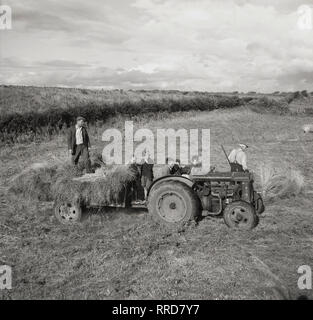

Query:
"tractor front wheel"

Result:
[[223, 201, 258, 230], [147, 181, 200, 228], [254, 192, 265, 215]]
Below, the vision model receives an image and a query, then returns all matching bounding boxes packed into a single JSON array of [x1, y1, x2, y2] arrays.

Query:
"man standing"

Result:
[[228, 144, 249, 172], [68, 116, 92, 173], [170, 159, 183, 176], [140, 150, 154, 201], [128, 155, 144, 203]]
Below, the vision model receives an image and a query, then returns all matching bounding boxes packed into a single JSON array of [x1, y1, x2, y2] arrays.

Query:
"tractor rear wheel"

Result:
[[223, 201, 258, 230], [147, 181, 200, 228], [54, 201, 82, 225]]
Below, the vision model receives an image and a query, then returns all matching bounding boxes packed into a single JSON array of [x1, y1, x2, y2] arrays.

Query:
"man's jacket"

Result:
[[68, 126, 91, 153]]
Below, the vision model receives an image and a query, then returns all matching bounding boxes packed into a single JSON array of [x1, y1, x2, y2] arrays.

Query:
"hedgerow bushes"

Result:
[[0, 93, 242, 143], [247, 97, 289, 115]]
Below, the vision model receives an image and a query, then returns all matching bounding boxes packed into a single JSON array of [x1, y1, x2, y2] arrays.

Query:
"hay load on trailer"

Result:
[[53, 165, 137, 223]]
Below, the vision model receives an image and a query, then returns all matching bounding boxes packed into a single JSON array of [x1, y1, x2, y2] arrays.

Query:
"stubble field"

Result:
[[1, 101, 313, 300]]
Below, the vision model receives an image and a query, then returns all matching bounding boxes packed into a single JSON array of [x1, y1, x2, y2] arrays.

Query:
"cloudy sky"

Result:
[[0, 0, 312, 91]]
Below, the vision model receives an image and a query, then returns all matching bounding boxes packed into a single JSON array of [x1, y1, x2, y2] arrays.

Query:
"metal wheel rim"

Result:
[[229, 206, 252, 228], [57, 202, 80, 222], [157, 191, 187, 223]]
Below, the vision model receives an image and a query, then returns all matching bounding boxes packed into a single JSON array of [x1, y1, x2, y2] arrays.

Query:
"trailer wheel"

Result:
[[147, 181, 200, 228], [54, 201, 82, 224], [223, 201, 258, 230]]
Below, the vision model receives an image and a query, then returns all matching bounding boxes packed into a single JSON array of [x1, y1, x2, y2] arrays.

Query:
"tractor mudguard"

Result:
[[147, 175, 195, 197]]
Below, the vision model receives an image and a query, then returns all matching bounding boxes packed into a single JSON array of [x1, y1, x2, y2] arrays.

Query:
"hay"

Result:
[[9, 161, 137, 206], [303, 124, 313, 134], [8, 162, 58, 201], [52, 165, 137, 206], [8, 157, 137, 207], [89, 150, 105, 169], [8, 160, 84, 202], [259, 163, 304, 201]]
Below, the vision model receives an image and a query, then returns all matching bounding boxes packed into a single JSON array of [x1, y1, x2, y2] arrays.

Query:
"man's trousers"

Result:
[[72, 144, 92, 173]]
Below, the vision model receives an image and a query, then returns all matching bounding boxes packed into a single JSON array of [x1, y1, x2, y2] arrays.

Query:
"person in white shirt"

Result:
[[228, 144, 248, 172], [68, 116, 92, 173]]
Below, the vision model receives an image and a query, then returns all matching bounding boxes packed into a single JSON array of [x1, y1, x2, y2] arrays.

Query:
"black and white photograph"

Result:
[[0, 0, 313, 304]]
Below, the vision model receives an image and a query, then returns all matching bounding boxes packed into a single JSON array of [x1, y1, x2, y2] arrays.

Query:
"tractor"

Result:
[[147, 170, 264, 230], [54, 162, 264, 231]]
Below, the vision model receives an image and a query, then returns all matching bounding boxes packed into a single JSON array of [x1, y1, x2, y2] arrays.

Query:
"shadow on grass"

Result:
[[82, 206, 148, 222]]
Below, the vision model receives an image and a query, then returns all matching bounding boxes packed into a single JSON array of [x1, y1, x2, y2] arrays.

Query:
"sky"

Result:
[[0, 0, 312, 92]]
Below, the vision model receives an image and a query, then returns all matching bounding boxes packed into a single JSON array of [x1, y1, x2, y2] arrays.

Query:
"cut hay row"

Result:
[[258, 163, 304, 201], [8, 162, 58, 202]]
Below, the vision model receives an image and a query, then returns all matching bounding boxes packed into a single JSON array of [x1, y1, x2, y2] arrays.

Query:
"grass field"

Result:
[[2, 85, 312, 144], [1, 100, 313, 300], [0, 85, 279, 115]]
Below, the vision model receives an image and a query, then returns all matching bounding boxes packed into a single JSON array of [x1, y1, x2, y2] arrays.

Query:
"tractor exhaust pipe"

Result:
[[221, 145, 231, 169]]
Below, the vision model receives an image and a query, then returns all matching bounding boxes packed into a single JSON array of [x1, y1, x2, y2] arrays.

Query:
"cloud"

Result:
[[0, 0, 312, 91]]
